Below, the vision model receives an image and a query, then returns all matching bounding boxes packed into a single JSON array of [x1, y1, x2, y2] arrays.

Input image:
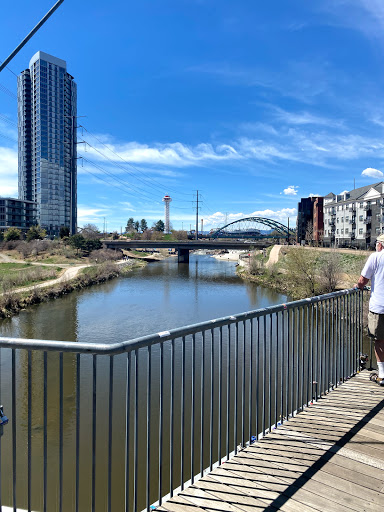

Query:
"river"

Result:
[[0, 254, 288, 342], [0, 254, 290, 512]]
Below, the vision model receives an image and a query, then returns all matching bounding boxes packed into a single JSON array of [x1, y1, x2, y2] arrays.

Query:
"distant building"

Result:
[[296, 197, 316, 244], [18, 51, 77, 237], [0, 198, 36, 231], [323, 182, 384, 249], [313, 197, 324, 243]]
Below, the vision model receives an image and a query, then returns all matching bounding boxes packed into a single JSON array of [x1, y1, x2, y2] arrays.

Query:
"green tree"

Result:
[[59, 226, 70, 239], [68, 234, 86, 254], [126, 218, 135, 232], [0, 231, 4, 242], [26, 225, 46, 242], [154, 220, 165, 232], [140, 219, 148, 232], [134, 220, 140, 232], [83, 238, 102, 253], [4, 227, 21, 241]]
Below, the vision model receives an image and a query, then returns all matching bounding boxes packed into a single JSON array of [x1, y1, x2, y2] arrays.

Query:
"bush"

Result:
[[26, 225, 46, 242], [89, 249, 121, 263], [4, 227, 21, 241]]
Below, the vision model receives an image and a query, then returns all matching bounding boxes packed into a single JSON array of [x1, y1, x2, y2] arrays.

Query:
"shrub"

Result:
[[4, 228, 21, 241], [89, 249, 121, 263], [26, 225, 46, 241]]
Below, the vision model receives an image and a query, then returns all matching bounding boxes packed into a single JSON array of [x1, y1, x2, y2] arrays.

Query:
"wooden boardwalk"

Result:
[[158, 371, 384, 512]]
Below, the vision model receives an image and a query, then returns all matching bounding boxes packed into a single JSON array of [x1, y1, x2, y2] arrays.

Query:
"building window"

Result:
[[359, 228, 363, 234], [336, 229, 339, 234], [345, 228, 349, 234], [359, 215, 363, 221]]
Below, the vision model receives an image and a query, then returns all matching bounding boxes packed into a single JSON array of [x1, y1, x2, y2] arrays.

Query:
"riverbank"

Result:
[[0, 260, 146, 319], [237, 246, 368, 300]]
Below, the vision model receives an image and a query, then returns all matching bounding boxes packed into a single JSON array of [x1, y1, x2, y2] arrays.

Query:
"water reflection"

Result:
[[0, 254, 290, 510], [0, 255, 288, 343]]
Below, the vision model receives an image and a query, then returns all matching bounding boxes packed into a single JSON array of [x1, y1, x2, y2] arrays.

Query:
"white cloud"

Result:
[[77, 206, 110, 226], [283, 185, 299, 196], [77, 127, 384, 173], [361, 167, 383, 178], [309, 193, 321, 197], [79, 139, 241, 167], [0, 146, 18, 197], [271, 106, 342, 128]]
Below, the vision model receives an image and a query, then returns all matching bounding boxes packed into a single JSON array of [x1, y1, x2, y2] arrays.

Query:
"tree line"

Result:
[[126, 218, 165, 233]]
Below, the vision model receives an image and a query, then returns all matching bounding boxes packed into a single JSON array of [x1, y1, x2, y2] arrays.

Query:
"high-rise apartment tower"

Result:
[[18, 51, 77, 236]]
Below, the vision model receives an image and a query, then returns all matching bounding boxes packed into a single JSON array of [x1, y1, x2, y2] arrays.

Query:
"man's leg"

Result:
[[375, 339, 384, 379]]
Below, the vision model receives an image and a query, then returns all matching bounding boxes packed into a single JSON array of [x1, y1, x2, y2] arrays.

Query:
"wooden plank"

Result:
[[158, 371, 384, 512]]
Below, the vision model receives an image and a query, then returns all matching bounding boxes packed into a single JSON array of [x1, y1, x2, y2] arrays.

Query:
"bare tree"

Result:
[[81, 223, 101, 239], [305, 221, 313, 246], [319, 251, 342, 292]]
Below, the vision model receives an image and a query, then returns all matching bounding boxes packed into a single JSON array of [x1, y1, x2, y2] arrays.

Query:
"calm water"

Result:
[[0, 254, 289, 511], [0, 254, 288, 342]]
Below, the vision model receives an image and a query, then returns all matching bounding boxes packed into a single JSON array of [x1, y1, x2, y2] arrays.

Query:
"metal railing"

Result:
[[0, 289, 362, 512]]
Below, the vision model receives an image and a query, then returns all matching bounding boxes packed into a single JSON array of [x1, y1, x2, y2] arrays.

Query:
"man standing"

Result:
[[356, 234, 384, 386]]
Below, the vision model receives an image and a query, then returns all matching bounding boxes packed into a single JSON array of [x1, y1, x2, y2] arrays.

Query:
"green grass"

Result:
[[27, 255, 82, 264], [0, 263, 33, 275], [131, 250, 150, 256]]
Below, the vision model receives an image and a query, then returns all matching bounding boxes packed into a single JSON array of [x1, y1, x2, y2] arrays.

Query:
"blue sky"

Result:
[[2, 0, 384, 231]]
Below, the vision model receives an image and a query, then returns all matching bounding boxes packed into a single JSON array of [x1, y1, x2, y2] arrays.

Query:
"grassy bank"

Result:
[[0, 261, 145, 320], [0, 263, 62, 292], [238, 246, 368, 300]]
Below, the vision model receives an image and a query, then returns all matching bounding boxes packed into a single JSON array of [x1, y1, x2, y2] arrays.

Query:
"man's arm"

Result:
[[355, 275, 369, 289]]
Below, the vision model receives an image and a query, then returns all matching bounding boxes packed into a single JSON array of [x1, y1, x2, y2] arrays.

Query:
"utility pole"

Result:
[[0, 0, 65, 73], [196, 190, 199, 240], [201, 219, 204, 234], [193, 190, 201, 240]]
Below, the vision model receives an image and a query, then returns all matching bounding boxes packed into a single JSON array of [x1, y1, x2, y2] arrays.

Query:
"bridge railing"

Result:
[[0, 289, 362, 512]]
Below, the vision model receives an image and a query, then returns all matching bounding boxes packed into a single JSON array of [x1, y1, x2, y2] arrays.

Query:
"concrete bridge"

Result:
[[103, 239, 273, 263]]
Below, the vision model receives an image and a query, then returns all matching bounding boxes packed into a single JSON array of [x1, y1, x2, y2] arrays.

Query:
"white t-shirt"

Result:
[[361, 250, 384, 314]]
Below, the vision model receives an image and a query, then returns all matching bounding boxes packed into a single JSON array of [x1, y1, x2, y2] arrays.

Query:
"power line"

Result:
[[79, 124, 191, 197], [0, 131, 17, 144], [0, 82, 17, 100], [79, 137, 192, 208], [0, 113, 17, 127], [0, 60, 18, 78], [81, 156, 162, 202]]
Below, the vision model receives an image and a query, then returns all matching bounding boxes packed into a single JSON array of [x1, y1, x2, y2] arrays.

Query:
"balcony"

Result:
[[348, 205, 356, 211], [364, 217, 372, 224], [364, 204, 372, 211]]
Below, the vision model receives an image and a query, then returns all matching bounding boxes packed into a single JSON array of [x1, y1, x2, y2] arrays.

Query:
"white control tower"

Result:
[[162, 195, 172, 233]]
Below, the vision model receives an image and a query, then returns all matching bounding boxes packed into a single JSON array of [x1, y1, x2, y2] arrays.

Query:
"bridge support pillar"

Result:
[[178, 248, 190, 264]]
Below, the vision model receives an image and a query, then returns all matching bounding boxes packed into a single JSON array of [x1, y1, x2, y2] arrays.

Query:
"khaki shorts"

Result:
[[368, 311, 384, 340]]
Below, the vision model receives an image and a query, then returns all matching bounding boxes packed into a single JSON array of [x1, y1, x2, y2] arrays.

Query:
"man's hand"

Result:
[[355, 276, 369, 289]]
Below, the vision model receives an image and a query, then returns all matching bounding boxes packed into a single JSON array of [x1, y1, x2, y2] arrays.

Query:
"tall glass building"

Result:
[[18, 51, 77, 236]]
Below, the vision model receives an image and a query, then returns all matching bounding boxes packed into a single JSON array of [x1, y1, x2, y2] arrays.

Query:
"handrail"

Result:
[[0, 287, 362, 512], [0, 288, 358, 354]]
